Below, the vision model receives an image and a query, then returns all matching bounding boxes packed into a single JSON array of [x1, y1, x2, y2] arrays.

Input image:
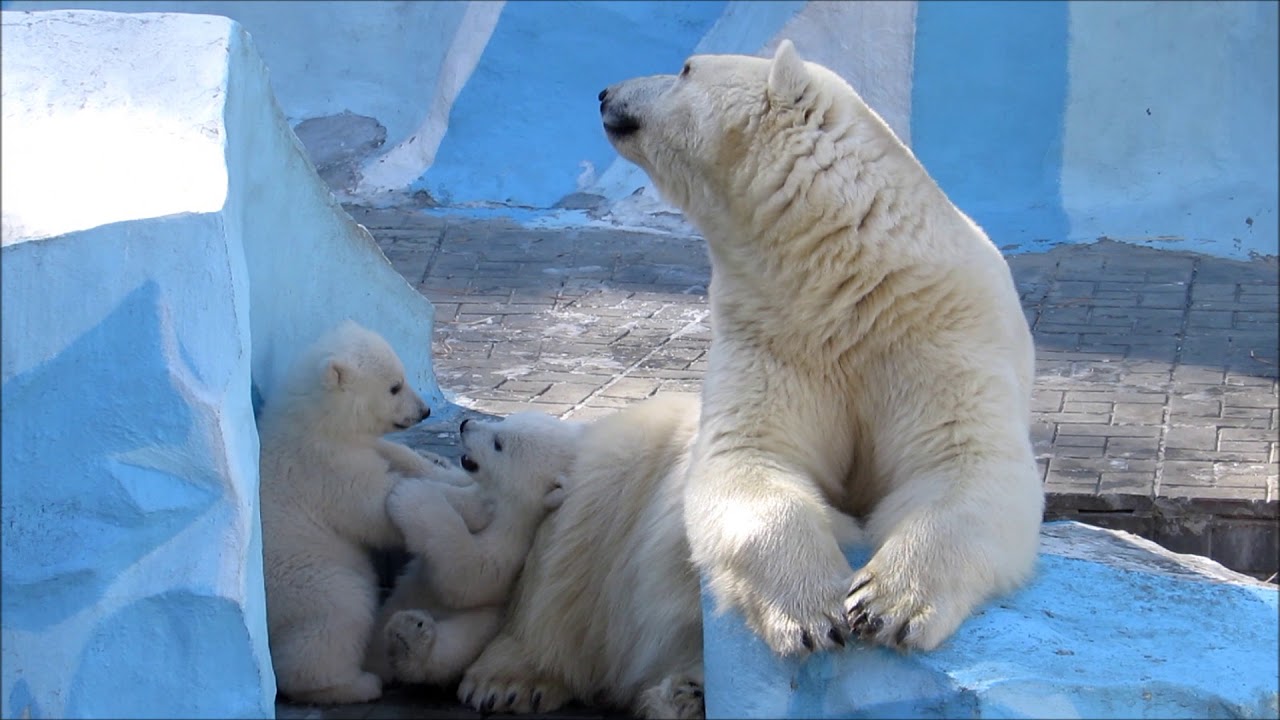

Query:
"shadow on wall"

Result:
[[1, 281, 215, 632]]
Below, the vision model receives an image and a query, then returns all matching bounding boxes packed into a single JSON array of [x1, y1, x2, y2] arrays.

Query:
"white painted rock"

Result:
[[1, 9, 442, 718], [704, 520, 1279, 719]]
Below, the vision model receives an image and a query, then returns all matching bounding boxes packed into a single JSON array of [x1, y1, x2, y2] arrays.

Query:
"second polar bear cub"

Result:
[[365, 410, 577, 687], [599, 40, 1043, 656], [259, 320, 490, 705]]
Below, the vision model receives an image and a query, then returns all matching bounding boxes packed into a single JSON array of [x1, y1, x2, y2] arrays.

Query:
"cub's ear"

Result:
[[323, 358, 352, 390], [543, 478, 568, 510], [767, 39, 810, 108]]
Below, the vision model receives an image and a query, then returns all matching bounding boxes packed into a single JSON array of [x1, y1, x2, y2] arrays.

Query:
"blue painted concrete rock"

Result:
[[703, 520, 1279, 719], [1, 9, 441, 718]]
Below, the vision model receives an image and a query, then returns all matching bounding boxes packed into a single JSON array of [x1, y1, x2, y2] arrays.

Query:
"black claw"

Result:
[[847, 575, 872, 597], [464, 690, 474, 706], [692, 687, 703, 699], [484, 693, 496, 712], [829, 626, 846, 647], [847, 598, 865, 616], [850, 609, 869, 631], [859, 615, 885, 638], [800, 630, 814, 651], [507, 691, 517, 706], [895, 621, 913, 647], [532, 691, 541, 712]]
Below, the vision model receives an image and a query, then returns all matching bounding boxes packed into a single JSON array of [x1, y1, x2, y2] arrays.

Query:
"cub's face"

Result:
[[457, 412, 582, 508], [320, 324, 430, 435], [352, 352, 429, 435]]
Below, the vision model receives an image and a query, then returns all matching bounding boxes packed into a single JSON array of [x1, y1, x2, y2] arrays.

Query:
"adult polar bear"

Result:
[[597, 41, 1043, 655]]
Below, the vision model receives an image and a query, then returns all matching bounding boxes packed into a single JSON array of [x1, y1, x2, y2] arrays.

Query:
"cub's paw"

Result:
[[844, 562, 965, 652], [419, 450, 453, 470], [385, 610, 437, 683], [638, 674, 705, 720], [458, 670, 571, 715]]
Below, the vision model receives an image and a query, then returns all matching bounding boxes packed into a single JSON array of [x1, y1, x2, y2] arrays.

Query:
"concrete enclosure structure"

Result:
[[7, 0, 1277, 259], [704, 522, 1279, 719], [1, 9, 442, 718]]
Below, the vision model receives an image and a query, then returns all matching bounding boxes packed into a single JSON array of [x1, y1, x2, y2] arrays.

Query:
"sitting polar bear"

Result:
[[596, 41, 1043, 656], [259, 320, 491, 704], [364, 410, 575, 687]]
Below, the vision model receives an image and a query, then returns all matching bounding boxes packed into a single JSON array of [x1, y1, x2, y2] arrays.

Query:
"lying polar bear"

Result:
[[596, 40, 1044, 657], [459, 394, 862, 718], [364, 411, 575, 687], [259, 320, 490, 704]]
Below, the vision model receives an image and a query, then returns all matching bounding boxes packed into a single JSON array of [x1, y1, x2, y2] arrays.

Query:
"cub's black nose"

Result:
[[598, 88, 608, 102]]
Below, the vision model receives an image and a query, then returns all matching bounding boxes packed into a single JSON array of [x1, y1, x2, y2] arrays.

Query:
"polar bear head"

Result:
[[456, 411, 584, 511], [281, 320, 430, 438], [599, 40, 881, 231]]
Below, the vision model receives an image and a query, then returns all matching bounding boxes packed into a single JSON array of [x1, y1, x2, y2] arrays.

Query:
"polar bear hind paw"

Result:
[[638, 675, 705, 719], [385, 610, 437, 682]]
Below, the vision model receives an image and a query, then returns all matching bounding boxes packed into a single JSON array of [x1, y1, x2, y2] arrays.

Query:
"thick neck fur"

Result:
[[261, 387, 382, 445], [681, 81, 970, 366]]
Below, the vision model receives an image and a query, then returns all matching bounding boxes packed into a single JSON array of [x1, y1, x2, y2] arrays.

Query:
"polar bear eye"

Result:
[[390, 382, 403, 395], [493, 437, 503, 452]]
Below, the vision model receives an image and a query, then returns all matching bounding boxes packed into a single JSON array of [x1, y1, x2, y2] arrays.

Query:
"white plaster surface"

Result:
[[357, 0, 506, 197], [1061, 1, 1279, 259], [0, 9, 444, 718]]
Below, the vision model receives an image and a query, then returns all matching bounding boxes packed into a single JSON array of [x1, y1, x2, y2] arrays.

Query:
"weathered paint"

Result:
[[703, 522, 1280, 719], [6, 1, 1273, 257]]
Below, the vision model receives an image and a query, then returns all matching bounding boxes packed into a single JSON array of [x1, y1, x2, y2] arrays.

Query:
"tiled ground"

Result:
[[278, 206, 1278, 719]]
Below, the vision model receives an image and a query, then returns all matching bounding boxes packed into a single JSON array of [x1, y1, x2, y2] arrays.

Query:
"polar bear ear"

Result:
[[768, 39, 810, 108], [323, 359, 352, 390]]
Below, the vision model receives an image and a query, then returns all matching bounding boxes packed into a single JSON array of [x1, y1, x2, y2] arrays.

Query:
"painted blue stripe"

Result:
[[911, 1, 1069, 252], [419, 0, 727, 208]]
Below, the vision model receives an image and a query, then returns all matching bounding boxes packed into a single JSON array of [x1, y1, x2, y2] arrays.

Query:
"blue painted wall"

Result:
[[417, 0, 727, 208], [911, 1, 1070, 252]]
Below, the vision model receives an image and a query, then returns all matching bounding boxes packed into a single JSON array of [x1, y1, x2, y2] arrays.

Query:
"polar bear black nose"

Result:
[[598, 88, 608, 102]]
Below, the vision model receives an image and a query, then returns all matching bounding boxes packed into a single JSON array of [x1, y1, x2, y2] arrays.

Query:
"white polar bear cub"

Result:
[[259, 320, 489, 704], [599, 41, 1043, 655], [460, 394, 708, 719], [364, 410, 576, 687]]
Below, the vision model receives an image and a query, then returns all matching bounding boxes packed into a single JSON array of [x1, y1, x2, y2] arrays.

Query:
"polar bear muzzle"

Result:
[[599, 76, 674, 140]]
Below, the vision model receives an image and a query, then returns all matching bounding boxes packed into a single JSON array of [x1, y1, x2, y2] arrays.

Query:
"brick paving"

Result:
[[278, 204, 1278, 719]]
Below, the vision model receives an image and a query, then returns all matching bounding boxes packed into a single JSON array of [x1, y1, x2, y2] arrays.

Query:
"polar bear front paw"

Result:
[[844, 563, 964, 652], [459, 667, 571, 714], [385, 610, 438, 683], [746, 583, 852, 657]]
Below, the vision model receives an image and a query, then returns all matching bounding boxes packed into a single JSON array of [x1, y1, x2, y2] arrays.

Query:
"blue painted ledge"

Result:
[[703, 520, 1279, 719]]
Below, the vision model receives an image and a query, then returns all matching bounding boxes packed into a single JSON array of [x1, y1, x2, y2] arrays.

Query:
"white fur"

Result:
[[460, 395, 710, 718], [599, 41, 1043, 656], [364, 411, 577, 687], [259, 320, 489, 704]]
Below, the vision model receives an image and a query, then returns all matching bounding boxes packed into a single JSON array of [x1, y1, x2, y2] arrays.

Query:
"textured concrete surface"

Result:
[[703, 521, 1279, 719], [277, 205, 1277, 719]]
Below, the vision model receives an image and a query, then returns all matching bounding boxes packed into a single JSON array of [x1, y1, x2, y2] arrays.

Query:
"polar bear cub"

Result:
[[259, 320, 490, 704], [364, 410, 577, 687], [599, 41, 1043, 656]]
